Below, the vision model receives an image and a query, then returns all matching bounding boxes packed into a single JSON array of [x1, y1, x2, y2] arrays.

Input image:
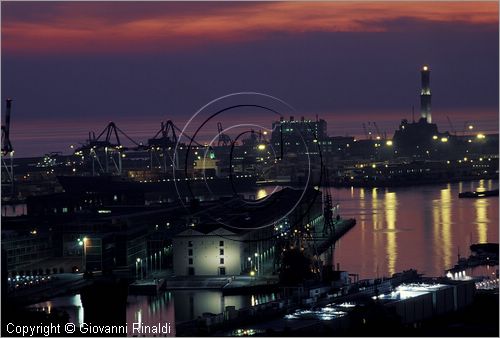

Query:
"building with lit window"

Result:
[[271, 116, 327, 155], [173, 227, 248, 276], [172, 187, 323, 277], [1, 229, 53, 271]]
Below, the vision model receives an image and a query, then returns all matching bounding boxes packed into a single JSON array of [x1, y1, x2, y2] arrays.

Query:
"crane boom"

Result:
[[1, 99, 13, 154], [373, 122, 381, 138], [362, 123, 368, 139], [446, 116, 456, 135]]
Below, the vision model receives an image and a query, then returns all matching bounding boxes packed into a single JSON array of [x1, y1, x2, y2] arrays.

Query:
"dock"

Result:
[[307, 218, 357, 256], [129, 278, 165, 295]]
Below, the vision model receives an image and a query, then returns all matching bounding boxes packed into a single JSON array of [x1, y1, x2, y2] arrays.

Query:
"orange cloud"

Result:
[[2, 2, 498, 54]]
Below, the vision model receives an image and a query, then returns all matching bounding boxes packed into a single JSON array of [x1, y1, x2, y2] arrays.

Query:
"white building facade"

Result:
[[173, 228, 244, 276]]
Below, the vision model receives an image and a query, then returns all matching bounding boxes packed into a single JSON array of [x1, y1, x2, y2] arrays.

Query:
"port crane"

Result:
[[74, 118, 213, 176], [362, 123, 369, 139], [373, 121, 382, 139], [217, 122, 232, 147], [75, 122, 140, 175], [1, 99, 14, 195], [446, 116, 457, 135], [146, 120, 180, 173]]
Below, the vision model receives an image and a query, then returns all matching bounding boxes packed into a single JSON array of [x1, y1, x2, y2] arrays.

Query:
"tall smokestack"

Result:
[[420, 65, 432, 123]]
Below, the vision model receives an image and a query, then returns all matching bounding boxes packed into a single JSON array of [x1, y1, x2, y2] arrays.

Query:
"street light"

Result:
[[77, 237, 87, 272], [136, 258, 142, 280], [83, 237, 88, 272]]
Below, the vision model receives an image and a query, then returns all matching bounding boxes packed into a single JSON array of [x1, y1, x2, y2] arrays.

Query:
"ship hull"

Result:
[[57, 175, 257, 198]]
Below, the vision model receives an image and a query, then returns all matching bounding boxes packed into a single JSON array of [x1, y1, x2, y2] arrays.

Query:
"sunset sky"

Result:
[[1, 1, 498, 157]]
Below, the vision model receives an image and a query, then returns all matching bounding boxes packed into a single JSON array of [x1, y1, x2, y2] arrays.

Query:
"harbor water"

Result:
[[29, 291, 280, 334], [332, 179, 498, 279], [29, 179, 498, 331]]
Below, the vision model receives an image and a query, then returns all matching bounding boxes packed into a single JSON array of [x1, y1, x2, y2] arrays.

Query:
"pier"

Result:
[[308, 218, 357, 256]]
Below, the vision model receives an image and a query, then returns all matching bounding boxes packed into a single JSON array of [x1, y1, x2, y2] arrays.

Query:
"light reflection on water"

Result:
[[126, 292, 175, 336], [27, 180, 498, 331], [384, 192, 397, 276], [31, 291, 278, 335], [171, 290, 278, 323], [28, 294, 84, 325], [475, 198, 489, 244], [334, 179, 498, 279]]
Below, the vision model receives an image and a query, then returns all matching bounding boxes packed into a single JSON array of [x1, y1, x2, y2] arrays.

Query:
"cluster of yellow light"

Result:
[[432, 135, 438, 140], [477, 133, 486, 139], [441, 137, 448, 143], [386, 140, 393, 146]]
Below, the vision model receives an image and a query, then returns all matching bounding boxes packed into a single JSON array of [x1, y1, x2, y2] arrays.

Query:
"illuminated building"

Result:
[[193, 156, 220, 177], [173, 227, 249, 276], [373, 281, 475, 324], [172, 187, 322, 276], [392, 65, 453, 158], [271, 116, 327, 155]]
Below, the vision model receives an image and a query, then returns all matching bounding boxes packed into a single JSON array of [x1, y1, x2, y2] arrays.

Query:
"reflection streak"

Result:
[[384, 192, 397, 276], [475, 198, 489, 243]]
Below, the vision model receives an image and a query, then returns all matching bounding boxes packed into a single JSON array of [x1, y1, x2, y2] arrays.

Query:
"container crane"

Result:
[[217, 122, 231, 147], [446, 116, 456, 135], [1, 99, 14, 195]]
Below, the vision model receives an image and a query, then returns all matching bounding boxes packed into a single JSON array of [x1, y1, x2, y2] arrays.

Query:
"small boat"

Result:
[[458, 189, 499, 198]]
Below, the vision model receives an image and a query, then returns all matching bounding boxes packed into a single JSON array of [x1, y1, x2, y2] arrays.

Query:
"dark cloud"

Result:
[[1, 3, 498, 156]]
